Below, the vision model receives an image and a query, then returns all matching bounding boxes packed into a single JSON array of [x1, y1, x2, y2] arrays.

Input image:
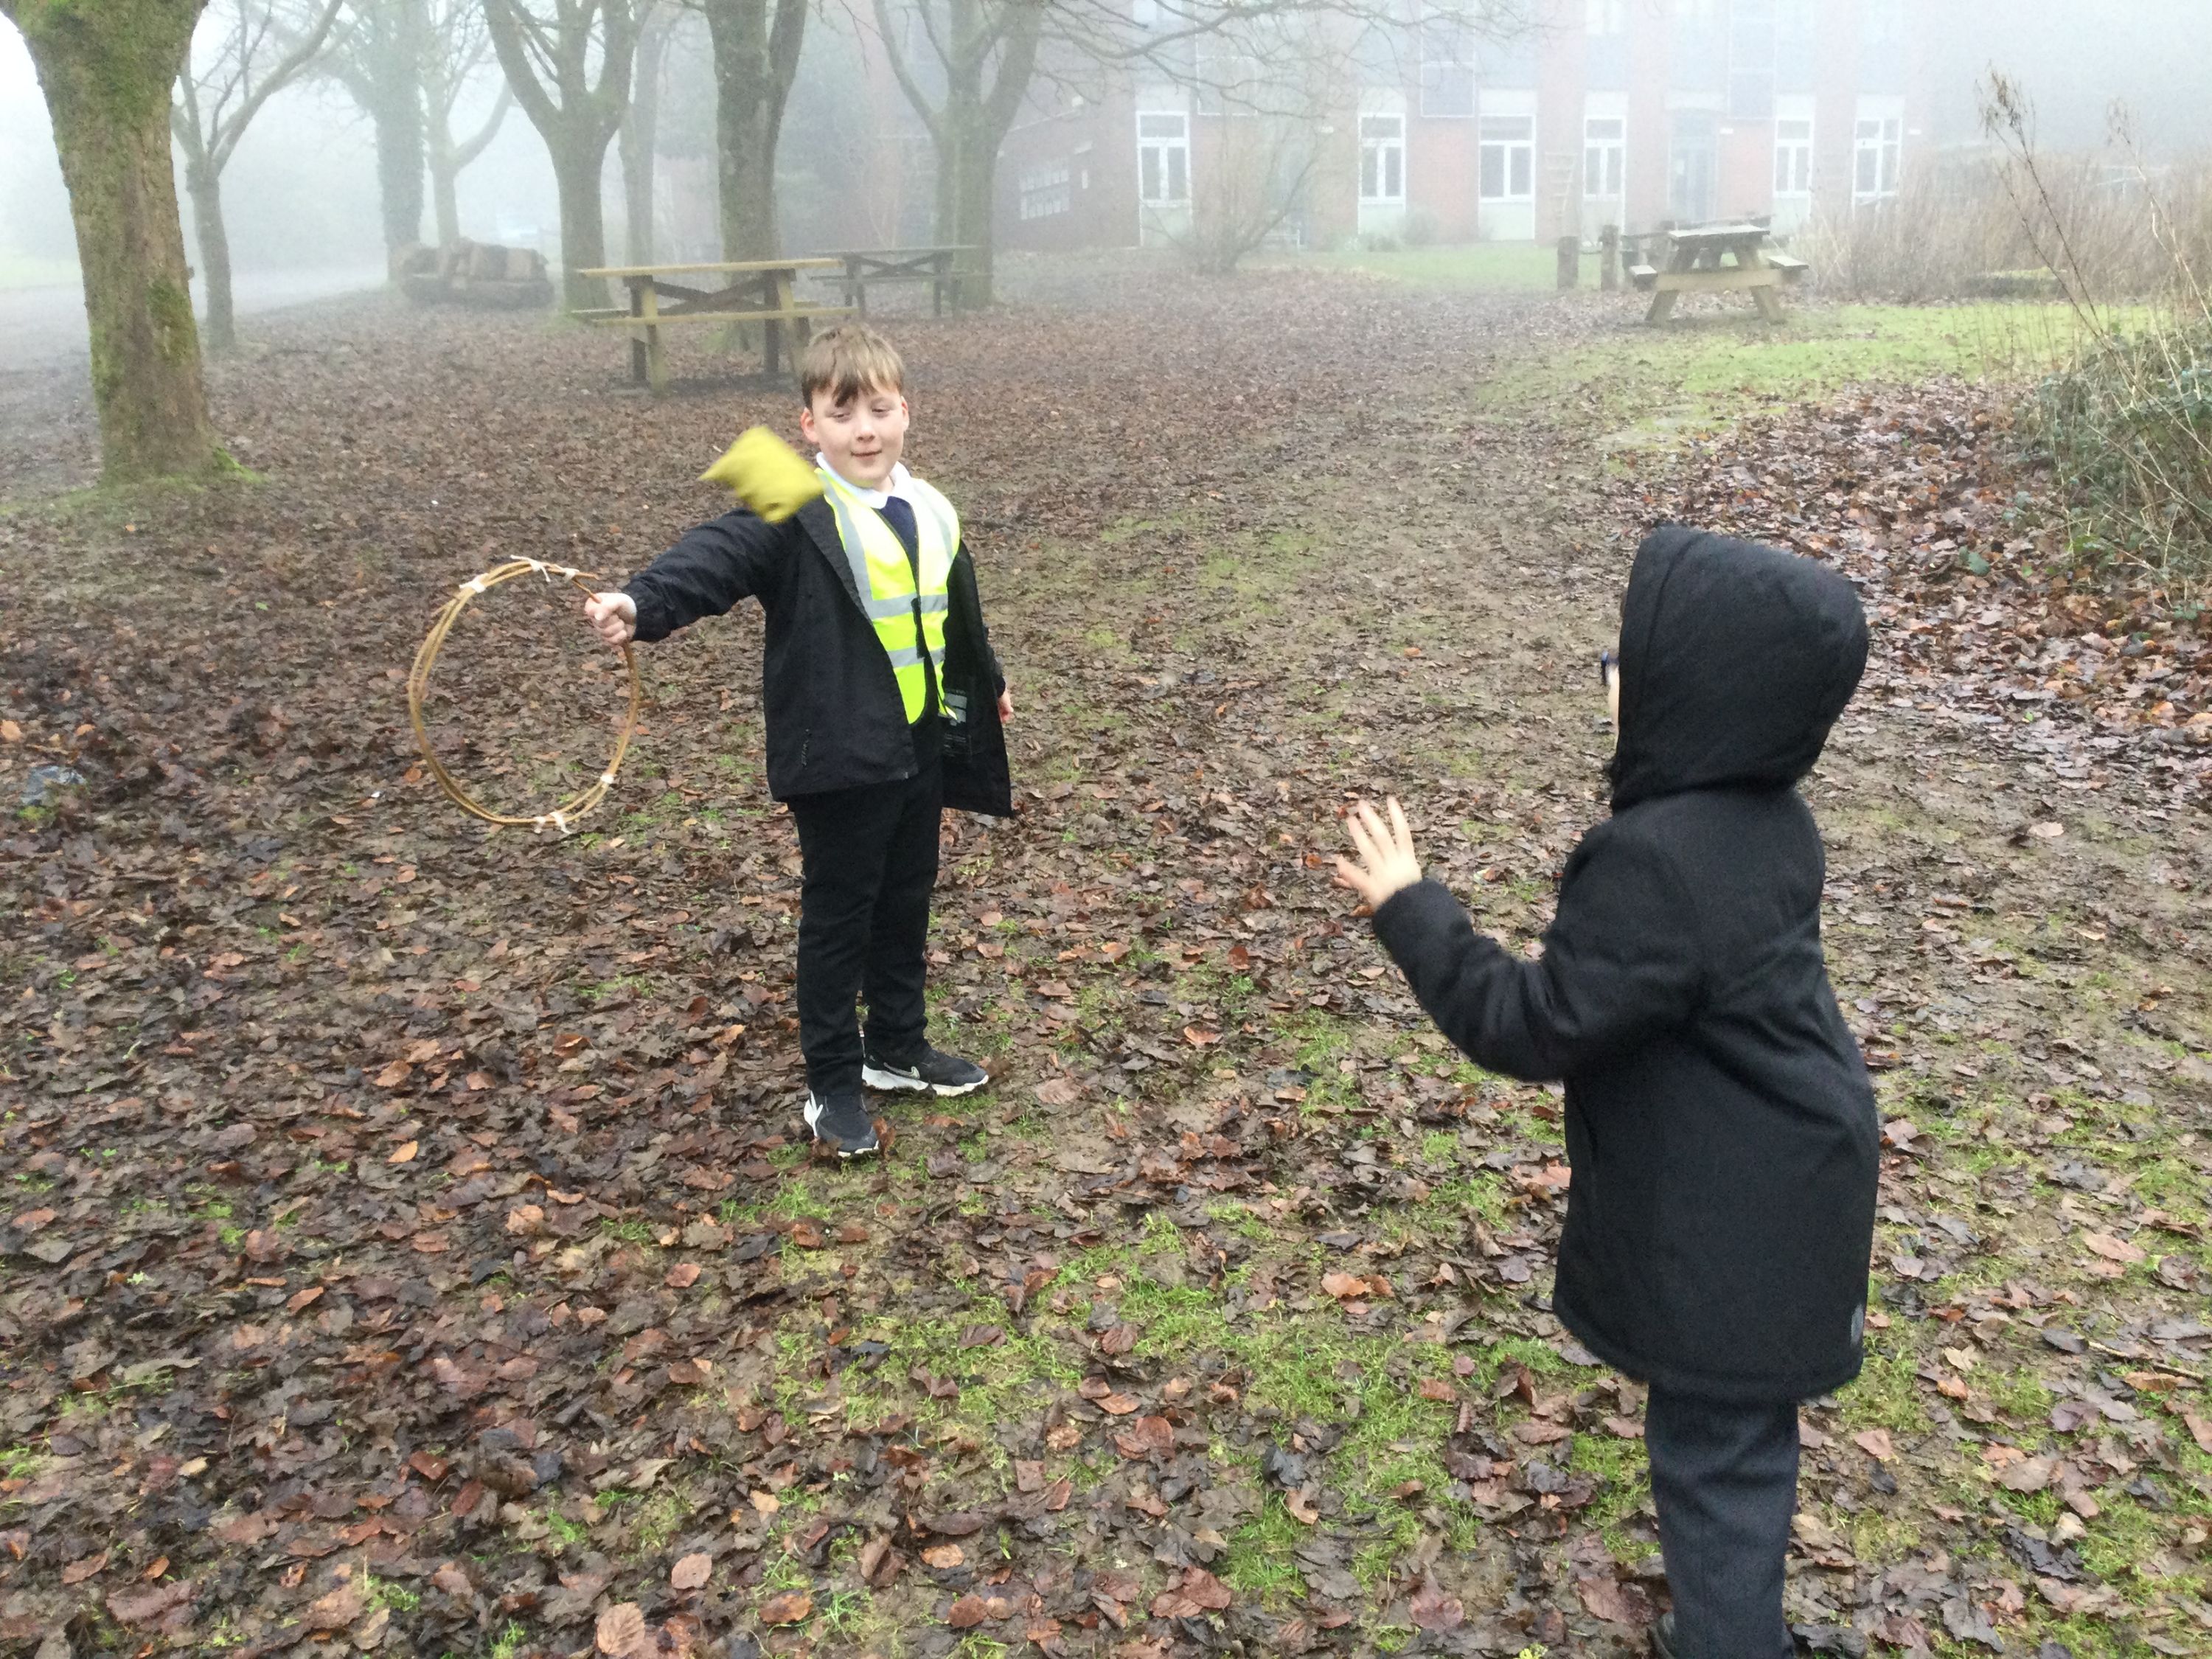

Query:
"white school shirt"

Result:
[[815, 454, 916, 511]]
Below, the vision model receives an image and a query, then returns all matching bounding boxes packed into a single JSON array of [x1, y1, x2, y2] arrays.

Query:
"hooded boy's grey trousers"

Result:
[[1646, 1387, 1802, 1659]]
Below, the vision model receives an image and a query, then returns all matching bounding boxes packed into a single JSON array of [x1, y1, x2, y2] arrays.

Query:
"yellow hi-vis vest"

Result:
[[815, 463, 959, 724]]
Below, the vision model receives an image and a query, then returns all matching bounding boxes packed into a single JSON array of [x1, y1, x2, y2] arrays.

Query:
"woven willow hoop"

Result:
[[407, 559, 642, 831]]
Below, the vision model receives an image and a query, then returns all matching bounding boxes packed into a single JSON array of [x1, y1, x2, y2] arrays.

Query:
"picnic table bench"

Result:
[[576, 259, 852, 394], [1632, 223, 1805, 325], [820, 246, 979, 316]]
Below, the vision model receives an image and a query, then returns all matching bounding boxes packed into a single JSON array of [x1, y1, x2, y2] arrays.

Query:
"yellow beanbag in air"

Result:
[[698, 426, 824, 523]]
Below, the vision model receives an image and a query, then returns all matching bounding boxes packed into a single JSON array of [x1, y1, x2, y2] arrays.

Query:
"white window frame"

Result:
[[1584, 114, 1625, 201], [1854, 96, 1902, 202], [1360, 112, 1407, 204], [1137, 108, 1190, 205], [1774, 110, 1813, 196], [1479, 110, 1536, 203], [1419, 6, 1477, 119]]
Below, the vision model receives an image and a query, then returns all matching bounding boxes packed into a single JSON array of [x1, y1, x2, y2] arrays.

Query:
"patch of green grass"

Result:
[[1836, 1334, 1928, 1438], [489, 1622, 529, 1659], [2076, 1490, 2167, 1590], [0, 254, 81, 291], [1478, 302, 2119, 452], [1288, 242, 1588, 293], [546, 1509, 590, 1546], [1220, 1496, 1309, 1603], [1569, 1430, 1652, 1544]]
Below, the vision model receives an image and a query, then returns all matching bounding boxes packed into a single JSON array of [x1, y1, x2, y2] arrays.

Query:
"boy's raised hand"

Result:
[[1335, 797, 1424, 911], [584, 591, 637, 647]]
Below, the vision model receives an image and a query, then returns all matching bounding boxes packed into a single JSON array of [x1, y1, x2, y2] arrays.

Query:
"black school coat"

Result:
[[622, 493, 1012, 815], [1373, 526, 1879, 1402]]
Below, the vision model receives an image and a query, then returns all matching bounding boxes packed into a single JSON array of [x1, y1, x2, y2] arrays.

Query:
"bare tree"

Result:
[[618, 0, 678, 262], [1176, 113, 1318, 274], [172, 0, 348, 350], [482, 0, 639, 308], [420, 0, 512, 247], [868, 0, 1536, 307], [870, 0, 1042, 308], [695, 0, 809, 260], [2, 0, 223, 480], [325, 0, 431, 266]]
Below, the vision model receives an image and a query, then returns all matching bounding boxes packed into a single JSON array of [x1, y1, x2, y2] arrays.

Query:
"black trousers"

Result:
[[1645, 1386, 1801, 1659], [785, 745, 942, 1094]]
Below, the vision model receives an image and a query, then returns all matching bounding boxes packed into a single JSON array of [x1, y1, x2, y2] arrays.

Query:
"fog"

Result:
[[3, 0, 2211, 365]]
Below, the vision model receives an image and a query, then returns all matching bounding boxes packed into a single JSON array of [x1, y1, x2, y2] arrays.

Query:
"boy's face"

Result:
[[800, 380, 908, 490]]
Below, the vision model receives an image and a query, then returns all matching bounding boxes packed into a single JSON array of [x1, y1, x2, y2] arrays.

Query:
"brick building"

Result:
[[998, 0, 1934, 254]]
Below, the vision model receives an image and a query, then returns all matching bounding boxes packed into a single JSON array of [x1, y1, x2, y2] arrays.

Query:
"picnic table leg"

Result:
[[1644, 244, 1697, 325], [627, 282, 647, 386], [1742, 248, 1786, 323], [641, 283, 668, 396], [767, 269, 801, 377]]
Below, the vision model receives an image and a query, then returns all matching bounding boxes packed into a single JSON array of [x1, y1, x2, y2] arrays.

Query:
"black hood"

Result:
[[1609, 526, 1868, 809]]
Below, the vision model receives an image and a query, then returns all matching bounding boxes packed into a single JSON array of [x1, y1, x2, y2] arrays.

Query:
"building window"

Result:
[[1854, 101, 1902, 201], [1197, 43, 1264, 117], [1860, 0, 1904, 46], [1586, 0, 1627, 32], [1479, 113, 1535, 201], [1728, 0, 1774, 120], [1419, 7, 1476, 119], [1360, 114, 1406, 204], [1774, 117, 1813, 194], [1019, 161, 1071, 220], [1585, 116, 1624, 198], [1138, 111, 1189, 204]]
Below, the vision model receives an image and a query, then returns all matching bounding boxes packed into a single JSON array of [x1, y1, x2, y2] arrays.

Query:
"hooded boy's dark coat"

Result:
[[622, 495, 1011, 815], [1373, 527, 1879, 1402]]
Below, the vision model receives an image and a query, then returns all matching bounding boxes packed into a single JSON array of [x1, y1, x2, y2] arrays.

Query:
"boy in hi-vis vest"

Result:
[[585, 325, 1014, 1158]]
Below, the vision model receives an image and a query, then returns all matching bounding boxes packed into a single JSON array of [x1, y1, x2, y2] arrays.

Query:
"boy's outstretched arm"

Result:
[[588, 511, 789, 646], [1339, 799, 1704, 1082]]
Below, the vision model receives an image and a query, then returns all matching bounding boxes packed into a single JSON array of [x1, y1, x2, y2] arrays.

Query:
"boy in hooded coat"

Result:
[[1338, 526, 1880, 1659]]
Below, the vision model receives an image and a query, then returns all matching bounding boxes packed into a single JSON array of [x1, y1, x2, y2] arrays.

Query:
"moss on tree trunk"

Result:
[[4, 0, 222, 482]]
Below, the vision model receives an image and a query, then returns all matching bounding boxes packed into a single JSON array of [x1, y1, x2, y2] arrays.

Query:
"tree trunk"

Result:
[[184, 161, 235, 352], [552, 139, 610, 309], [705, 0, 804, 262], [7, 0, 221, 481], [939, 100, 998, 308], [373, 69, 428, 262], [430, 143, 462, 248], [620, 10, 671, 264]]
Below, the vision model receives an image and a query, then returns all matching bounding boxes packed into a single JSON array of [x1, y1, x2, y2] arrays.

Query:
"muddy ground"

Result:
[[1, 261, 2209, 1659]]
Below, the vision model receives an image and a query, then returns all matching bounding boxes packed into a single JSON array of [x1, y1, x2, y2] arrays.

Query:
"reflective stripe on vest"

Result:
[[816, 464, 959, 723]]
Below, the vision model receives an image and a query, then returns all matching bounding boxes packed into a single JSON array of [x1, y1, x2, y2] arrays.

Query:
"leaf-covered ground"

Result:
[[1, 265, 2208, 1659]]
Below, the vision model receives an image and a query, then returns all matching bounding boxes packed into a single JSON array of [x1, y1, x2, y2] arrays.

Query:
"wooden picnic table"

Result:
[[575, 259, 852, 394], [821, 246, 981, 316], [1629, 223, 1807, 325]]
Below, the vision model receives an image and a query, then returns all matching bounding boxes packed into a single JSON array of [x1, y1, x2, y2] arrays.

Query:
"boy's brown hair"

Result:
[[799, 324, 905, 407]]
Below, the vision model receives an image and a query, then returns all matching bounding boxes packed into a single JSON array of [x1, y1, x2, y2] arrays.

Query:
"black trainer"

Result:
[[1650, 1613, 1680, 1659], [803, 1086, 880, 1158], [861, 1045, 989, 1098]]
